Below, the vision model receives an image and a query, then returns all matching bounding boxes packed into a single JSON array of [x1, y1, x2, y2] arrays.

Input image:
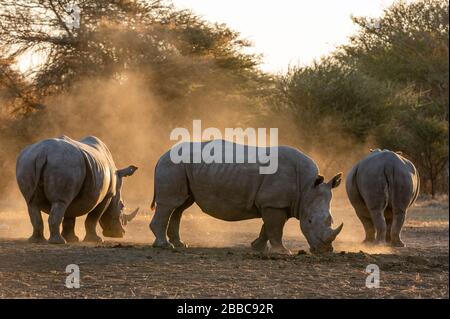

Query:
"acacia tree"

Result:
[[0, 0, 270, 104], [0, 58, 43, 115]]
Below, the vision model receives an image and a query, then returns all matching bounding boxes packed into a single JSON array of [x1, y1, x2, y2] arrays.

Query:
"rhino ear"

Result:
[[117, 165, 138, 178], [314, 174, 325, 187], [328, 172, 343, 189]]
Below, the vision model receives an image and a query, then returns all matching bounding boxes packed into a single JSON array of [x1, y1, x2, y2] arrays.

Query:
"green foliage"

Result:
[[377, 102, 448, 195], [279, 57, 392, 141], [345, 0, 449, 120], [346, 0, 448, 82]]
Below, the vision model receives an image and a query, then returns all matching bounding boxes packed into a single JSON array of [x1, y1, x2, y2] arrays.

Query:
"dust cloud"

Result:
[[0, 53, 374, 251]]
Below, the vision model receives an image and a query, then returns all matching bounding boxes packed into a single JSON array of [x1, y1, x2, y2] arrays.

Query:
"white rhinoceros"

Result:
[[346, 149, 420, 247], [16, 135, 138, 244], [150, 140, 344, 254]]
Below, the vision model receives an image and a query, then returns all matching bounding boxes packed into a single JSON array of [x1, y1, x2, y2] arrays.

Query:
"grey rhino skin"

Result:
[[346, 149, 420, 247], [16, 136, 139, 244], [150, 140, 344, 254]]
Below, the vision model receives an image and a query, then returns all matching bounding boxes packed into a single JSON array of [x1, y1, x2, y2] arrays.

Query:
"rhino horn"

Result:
[[123, 207, 139, 223], [324, 222, 343, 243]]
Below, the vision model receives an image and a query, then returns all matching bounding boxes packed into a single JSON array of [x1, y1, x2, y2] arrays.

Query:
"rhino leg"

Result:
[[62, 217, 79, 242], [27, 204, 46, 243], [83, 198, 110, 243], [251, 224, 268, 252], [384, 207, 393, 243], [150, 204, 175, 249], [167, 198, 194, 248], [390, 208, 406, 247], [347, 184, 375, 243], [48, 202, 68, 244], [385, 218, 393, 243], [261, 208, 290, 254], [369, 209, 387, 245], [360, 216, 376, 244]]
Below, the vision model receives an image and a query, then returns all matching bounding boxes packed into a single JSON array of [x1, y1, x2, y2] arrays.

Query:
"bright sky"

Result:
[[172, 0, 396, 72]]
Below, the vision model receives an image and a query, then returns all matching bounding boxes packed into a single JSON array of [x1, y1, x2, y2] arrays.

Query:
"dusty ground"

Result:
[[0, 195, 448, 298]]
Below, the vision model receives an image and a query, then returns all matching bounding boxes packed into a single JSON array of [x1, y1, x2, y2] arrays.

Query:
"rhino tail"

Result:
[[17, 150, 47, 204], [412, 167, 420, 204], [150, 192, 156, 211], [30, 151, 47, 203], [150, 164, 157, 211]]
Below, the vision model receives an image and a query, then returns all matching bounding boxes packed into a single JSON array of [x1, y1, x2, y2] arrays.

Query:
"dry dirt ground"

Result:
[[0, 196, 448, 298]]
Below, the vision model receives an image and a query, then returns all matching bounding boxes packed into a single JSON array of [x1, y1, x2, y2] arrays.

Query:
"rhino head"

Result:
[[100, 165, 139, 238], [300, 172, 344, 254]]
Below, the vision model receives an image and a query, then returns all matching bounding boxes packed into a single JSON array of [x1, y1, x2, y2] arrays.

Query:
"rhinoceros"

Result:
[[16, 136, 139, 244], [150, 140, 344, 254], [346, 149, 420, 247]]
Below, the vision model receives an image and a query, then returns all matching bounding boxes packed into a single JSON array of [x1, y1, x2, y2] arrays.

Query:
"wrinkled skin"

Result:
[[16, 135, 139, 244], [346, 149, 420, 247], [150, 140, 343, 254]]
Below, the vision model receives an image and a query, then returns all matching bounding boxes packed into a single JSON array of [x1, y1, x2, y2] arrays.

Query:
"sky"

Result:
[[172, 0, 396, 72]]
